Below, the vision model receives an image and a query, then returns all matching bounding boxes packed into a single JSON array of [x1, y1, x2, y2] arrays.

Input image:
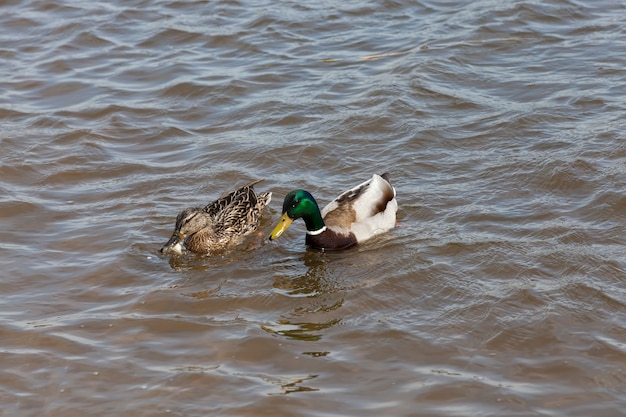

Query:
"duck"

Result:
[[269, 173, 397, 250], [160, 180, 272, 255]]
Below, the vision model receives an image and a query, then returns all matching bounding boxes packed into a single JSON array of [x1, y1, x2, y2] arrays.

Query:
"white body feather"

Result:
[[321, 174, 397, 242]]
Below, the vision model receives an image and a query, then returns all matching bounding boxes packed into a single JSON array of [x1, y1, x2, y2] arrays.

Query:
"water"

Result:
[[1, 0, 625, 416]]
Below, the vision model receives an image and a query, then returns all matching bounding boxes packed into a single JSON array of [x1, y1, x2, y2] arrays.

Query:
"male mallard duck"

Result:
[[160, 180, 271, 255], [269, 173, 397, 250]]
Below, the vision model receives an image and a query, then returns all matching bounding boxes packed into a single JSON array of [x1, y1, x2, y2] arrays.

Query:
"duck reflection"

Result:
[[241, 372, 319, 395], [265, 250, 346, 341], [272, 250, 332, 296]]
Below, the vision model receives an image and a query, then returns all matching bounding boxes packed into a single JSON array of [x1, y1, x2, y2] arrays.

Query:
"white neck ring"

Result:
[[306, 226, 327, 236]]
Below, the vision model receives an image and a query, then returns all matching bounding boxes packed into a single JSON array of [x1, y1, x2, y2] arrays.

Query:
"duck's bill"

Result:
[[160, 235, 184, 255], [269, 213, 293, 241]]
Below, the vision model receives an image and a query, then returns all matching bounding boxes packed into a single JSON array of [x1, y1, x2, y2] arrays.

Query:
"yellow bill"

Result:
[[269, 213, 293, 240]]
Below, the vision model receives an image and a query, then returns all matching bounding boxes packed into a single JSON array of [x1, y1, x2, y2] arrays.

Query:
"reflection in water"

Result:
[[166, 250, 232, 271], [181, 280, 226, 299], [261, 317, 342, 342], [272, 250, 330, 296], [265, 251, 345, 341], [239, 372, 320, 395]]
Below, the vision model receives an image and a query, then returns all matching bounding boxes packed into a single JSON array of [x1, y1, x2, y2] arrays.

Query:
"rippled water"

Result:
[[1, 0, 625, 415]]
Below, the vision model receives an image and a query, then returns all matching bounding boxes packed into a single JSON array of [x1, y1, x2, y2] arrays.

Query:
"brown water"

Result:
[[1, 0, 625, 415]]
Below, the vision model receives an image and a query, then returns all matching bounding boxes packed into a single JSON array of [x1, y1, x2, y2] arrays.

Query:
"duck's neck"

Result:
[[301, 200, 326, 234]]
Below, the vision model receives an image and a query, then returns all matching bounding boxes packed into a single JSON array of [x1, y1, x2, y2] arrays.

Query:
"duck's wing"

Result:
[[203, 180, 263, 217], [351, 173, 395, 221], [321, 173, 395, 229], [212, 181, 268, 235]]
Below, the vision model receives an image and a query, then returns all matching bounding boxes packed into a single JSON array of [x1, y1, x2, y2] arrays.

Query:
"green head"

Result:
[[269, 190, 325, 240], [282, 190, 319, 219]]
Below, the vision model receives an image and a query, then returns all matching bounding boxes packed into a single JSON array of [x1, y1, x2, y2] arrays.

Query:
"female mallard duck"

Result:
[[269, 173, 397, 250], [160, 180, 271, 255]]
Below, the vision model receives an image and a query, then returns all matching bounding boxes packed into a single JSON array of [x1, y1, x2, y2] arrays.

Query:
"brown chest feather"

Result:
[[305, 228, 357, 250]]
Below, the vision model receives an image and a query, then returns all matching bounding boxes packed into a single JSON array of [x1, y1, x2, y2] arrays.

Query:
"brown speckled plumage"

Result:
[[160, 180, 271, 255]]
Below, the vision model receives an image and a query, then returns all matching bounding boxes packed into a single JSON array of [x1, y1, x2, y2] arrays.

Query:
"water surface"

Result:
[[1, 0, 625, 416]]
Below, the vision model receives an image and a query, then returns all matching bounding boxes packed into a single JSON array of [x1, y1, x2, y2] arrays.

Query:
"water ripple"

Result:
[[1, 0, 626, 415]]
